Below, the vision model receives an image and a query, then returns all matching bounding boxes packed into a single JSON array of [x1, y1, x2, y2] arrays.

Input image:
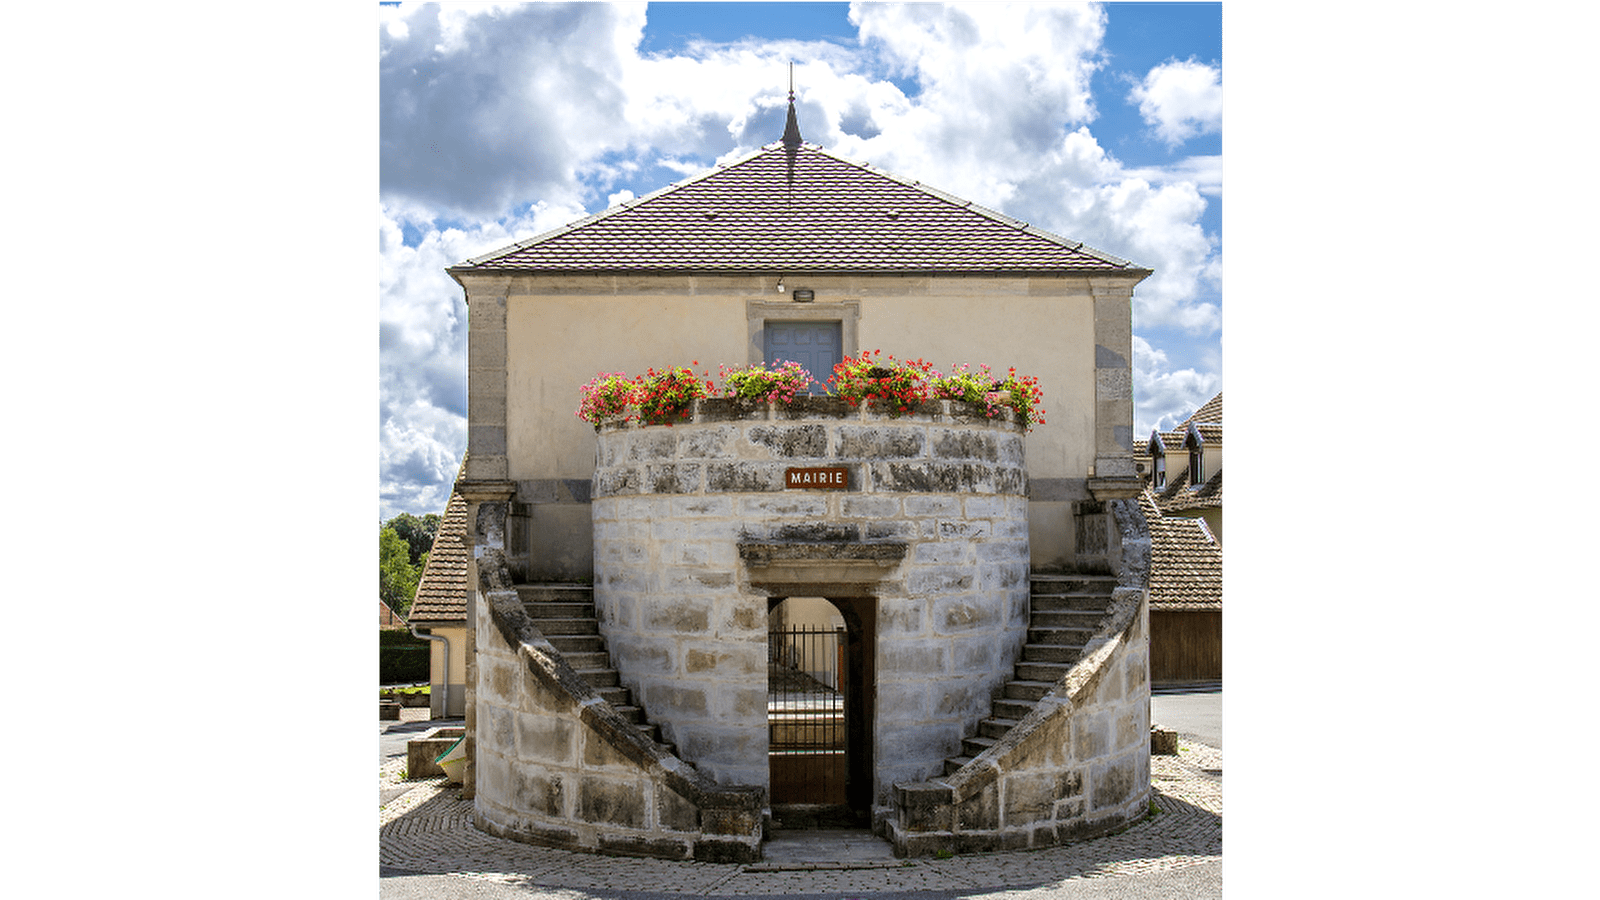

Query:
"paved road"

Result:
[[1150, 689, 1221, 749]]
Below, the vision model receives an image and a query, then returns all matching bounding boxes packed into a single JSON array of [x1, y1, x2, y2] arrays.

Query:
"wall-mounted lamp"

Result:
[[777, 276, 785, 293], [792, 289, 814, 302]]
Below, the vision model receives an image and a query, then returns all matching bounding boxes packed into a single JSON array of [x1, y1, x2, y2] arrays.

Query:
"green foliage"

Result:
[[384, 513, 441, 566], [380, 526, 423, 616], [718, 360, 813, 403], [380, 649, 430, 683]]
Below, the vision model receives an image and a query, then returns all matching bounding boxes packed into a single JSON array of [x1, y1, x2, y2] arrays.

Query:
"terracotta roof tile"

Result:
[[1183, 392, 1222, 428], [1155, 466, 1222, 512], [407, 466, 470, 625], [1140, 491, 1222, 611], [452, 144, 1150, 275]]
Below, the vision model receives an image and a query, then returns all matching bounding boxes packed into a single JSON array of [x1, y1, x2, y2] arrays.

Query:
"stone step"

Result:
[[1027, 627, 1093, 647], [944, 755, 975, 776], [1015, 660, 1073, 683], [546, 634, 604, 654], [1003, 679, 1055, 702], [1029, 575, 1118, 594], [563, 651, 611, 670], [532, 617, 600, 636], [993, 698, 1035, 721], [961, 734, 999, 758], [515, 583, 596, 603], [612, 703, 646, 724], [1021, 643, 1081, 664], [522, 601, 599, 619], [1030, 610, 1105, 629], [978, 717, 1020, 740], [597, 685, 632, 706], [575, 667, 620, 688], [1029, 596, 1116, 614]]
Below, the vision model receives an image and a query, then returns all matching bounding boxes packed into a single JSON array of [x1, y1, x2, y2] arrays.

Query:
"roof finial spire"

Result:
[[781, 61, 802, 149]]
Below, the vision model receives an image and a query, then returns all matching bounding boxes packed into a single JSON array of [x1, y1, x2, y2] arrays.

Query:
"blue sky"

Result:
[[379, 2, 1224, 521]]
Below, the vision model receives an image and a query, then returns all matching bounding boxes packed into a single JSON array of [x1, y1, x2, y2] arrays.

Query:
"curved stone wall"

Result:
[[888, 498, 1153, 856], [591, 398, 1032, 812]]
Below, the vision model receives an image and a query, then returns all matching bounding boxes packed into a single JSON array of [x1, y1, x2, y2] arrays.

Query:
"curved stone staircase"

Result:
[[943, 573, 1119, 776], [516, 583, 680, 758]]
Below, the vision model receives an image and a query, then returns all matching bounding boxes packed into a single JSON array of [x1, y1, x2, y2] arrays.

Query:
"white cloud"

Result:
[[1132, 336, 1221, 435], [377, 3, 1222, 515], [1129, 58, 1222, 147]]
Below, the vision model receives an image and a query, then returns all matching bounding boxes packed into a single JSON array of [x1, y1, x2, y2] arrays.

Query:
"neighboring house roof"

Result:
[[1158, 468, 1222, 512], [406, 484, 469, 626], [379, 600, 407, 630], [1183, 392, 1222, 428], [449, 142, 1150, 276], [1140, 490, 1222, 611]]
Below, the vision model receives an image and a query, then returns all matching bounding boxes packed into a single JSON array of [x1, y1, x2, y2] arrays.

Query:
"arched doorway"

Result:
[[766, 595, 874, 828]]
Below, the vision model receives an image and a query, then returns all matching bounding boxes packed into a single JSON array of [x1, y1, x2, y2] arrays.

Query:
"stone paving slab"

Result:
[[379, 741, 1220, 896]]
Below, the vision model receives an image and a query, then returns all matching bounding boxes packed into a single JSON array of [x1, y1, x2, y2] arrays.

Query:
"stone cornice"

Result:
[[453, 479, 517, 502]]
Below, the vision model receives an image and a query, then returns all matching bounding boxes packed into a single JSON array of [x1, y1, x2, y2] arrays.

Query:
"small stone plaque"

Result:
[[785, 466, 849, 490]]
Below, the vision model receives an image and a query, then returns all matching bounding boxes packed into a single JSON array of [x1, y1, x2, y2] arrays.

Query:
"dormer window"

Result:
[[1184, 423, 1204, 489], [1148, 431, 1167, 489]]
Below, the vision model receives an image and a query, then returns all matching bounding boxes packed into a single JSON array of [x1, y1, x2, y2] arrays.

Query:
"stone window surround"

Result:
[[746, 297, 860, 368]]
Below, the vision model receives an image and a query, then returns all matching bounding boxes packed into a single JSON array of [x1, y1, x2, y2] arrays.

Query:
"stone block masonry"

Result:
[[886, 498, 1152, 856], [470, 522, 764, 862], [591, 398, 1032, 815]]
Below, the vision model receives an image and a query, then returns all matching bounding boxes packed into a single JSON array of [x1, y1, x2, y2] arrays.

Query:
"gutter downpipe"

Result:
[[409, 625, 450, 718]]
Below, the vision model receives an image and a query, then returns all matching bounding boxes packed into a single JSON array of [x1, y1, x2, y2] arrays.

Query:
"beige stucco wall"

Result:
[[426, 624, 468, 717], [501, 275, 1098, 484]]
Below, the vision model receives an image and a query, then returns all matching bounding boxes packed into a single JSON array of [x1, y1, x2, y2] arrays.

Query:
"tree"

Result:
[[380, 526, 425, 616], [384, 513, 441, 566]]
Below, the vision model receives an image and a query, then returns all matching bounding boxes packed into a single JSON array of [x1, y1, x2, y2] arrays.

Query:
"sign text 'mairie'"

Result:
[[785, 466, 849, 490]]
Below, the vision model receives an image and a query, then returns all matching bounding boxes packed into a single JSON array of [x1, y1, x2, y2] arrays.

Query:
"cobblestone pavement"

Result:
[[379, 740, 1220, 896]]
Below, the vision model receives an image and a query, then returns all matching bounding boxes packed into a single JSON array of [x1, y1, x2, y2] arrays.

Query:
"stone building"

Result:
[[444, 103, 1155, 860]]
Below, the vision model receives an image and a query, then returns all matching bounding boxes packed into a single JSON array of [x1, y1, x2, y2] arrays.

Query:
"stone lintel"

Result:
[[1086, 476, 1143, 501], [455, 479, 518, 502], [739, 541, 908, 588]]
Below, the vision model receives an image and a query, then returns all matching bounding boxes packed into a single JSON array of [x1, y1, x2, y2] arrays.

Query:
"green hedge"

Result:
[[380, 629, 431, 683]]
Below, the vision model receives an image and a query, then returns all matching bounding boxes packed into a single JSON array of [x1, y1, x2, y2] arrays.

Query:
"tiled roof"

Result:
[[1152, 465, 1222, 512], [451, 143, 1150, 275], [1140, 491, 1222, 611], [406, 483, 469, 625], [1183, 392, 1222, 428], [379, 600, 407, 630]]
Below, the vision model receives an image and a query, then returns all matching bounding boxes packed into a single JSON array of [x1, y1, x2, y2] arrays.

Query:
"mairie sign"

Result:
[[785, 466, 849, 490]]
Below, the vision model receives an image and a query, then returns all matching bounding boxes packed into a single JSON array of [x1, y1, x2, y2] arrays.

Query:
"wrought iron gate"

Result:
[[768, 624, 846, 805]]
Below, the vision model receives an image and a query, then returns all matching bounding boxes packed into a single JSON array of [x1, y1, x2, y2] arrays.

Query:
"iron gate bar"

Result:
[[768, 623, 846, 805]]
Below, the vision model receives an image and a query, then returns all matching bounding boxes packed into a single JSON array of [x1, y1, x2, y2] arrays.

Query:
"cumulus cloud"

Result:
[[1132, 336, 1221, 435], [1128, 58, 1222, 147], [377, 2, 1222, 516]]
